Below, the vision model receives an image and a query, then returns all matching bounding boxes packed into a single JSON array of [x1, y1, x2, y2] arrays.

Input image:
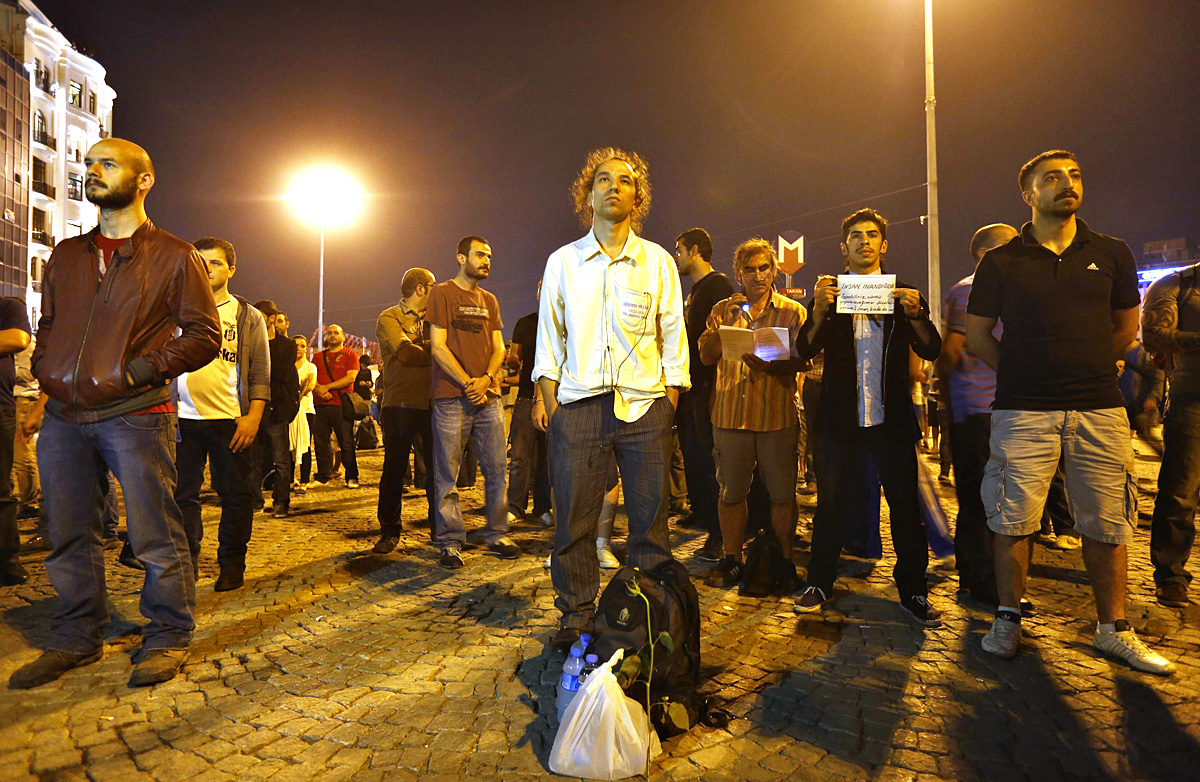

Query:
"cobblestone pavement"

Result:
[[1, 436, 1197, 782]]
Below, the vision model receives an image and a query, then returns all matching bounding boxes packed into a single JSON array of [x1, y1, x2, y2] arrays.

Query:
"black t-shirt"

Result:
[[354, 368, 373, 401], [686, 271, 735, 396], [967, 220, 1140, 411], [512, 311, 538, 399], [0, 297, 30, 412]]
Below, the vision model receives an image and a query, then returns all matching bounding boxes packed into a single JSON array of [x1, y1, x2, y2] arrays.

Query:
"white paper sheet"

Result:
[[836, 274, 896, 315]]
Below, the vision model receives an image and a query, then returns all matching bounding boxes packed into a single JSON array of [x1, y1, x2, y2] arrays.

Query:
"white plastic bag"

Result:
[[549, 648, 662, 780]]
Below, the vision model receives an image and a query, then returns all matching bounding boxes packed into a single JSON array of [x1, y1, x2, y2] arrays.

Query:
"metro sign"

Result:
[[778, 234, 804, 275]]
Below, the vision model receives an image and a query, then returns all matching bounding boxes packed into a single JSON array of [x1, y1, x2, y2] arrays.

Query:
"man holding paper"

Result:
[[698, 238, 806, 587], [794, 208, 944, 626]]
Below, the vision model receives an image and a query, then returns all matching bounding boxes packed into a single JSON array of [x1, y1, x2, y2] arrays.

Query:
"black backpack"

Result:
[[589, 559, 703, 738], [739, 530, 799, 598]]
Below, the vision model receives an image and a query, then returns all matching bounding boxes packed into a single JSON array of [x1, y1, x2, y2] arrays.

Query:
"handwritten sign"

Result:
[[836, 274, 896, 315]]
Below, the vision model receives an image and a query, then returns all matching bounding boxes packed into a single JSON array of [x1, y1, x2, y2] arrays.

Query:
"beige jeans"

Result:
[[14, 396, 38, 506]]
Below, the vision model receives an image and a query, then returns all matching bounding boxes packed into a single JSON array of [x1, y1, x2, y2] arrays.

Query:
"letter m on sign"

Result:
[[778, 234, 804, 276]]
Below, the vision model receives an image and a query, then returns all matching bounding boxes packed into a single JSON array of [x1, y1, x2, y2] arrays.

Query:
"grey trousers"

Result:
[[549, 393, 675, 630]]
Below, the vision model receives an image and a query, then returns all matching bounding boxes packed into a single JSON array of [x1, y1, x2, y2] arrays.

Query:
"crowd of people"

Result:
[[2, 139, 1189, 693]]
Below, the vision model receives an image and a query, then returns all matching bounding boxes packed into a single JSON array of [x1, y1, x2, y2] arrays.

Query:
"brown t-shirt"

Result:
[[426, 280, 503, 400]]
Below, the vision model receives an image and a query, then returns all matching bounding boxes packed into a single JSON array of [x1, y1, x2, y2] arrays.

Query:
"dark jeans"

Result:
[[378, 406, 434, 538], [0, 410, 17, 562], [40, 411, 194, 654], [676, 389, 720, 536], [175, 418, 258, 573], [507, 397, 551, 518], [314, 404, 357, 482], [549, 394, 674, 630], [806, 423, 929, 599], [260, 419, 293, 509], [1151, 396, 1200, 586], [950, 413, 993, 592], [802, 379, 822, 483]]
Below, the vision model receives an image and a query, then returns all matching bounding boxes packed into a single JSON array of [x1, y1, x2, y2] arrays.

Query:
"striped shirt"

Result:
[[943, 274, 1001, 422], [705, 290, 807, 431]]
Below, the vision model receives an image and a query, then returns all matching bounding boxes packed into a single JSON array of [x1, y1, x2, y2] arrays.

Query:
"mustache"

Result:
[[1055, 190, 1079, 201]]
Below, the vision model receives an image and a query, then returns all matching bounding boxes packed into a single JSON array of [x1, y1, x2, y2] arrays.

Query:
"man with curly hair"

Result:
[[533, 147, 689, 652]]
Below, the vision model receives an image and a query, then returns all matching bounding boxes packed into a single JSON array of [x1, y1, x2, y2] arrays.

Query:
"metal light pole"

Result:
[[317, 222, 325, 345], [923, 0, 942, 311]]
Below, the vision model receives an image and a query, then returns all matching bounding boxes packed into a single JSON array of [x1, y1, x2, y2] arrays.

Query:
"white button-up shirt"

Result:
[[533, 230, 690, 422], [851, 269, 886, 427]]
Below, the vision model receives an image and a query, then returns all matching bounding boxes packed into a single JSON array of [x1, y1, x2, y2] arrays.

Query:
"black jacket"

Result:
[[796, 280, 940, 441]]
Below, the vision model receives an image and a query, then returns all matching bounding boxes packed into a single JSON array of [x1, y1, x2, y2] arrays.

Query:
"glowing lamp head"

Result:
[[287, 166, 364, 228]]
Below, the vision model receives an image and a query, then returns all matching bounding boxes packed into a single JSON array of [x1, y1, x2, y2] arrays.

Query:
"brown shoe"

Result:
[[129, 649, 187, 687], [1157, 582, 1189, 608], [9, 649, 102, 689]]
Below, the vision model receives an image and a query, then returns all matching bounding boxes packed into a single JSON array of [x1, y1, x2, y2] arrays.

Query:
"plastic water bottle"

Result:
[[570, 632, 591, 659], [579, 653, 600, 684], [555, 646, 586, 722]]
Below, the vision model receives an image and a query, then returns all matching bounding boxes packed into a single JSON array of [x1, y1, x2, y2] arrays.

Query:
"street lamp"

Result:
[[286, 166, 365, 343], [923, 0, 941, 312]]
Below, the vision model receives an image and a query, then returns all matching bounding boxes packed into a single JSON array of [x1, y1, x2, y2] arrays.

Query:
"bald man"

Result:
[[936, 224, 1018, 604], [10, 138, 220, 690]]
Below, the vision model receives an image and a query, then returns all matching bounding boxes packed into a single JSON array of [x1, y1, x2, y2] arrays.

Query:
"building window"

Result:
[[32, 208, 46, 233], [33, 110, 44, 137], [68, 173, 83, 201], [32, 156, 45, 183], [88, 91, 96, 115], [69, 81, 82, 108]]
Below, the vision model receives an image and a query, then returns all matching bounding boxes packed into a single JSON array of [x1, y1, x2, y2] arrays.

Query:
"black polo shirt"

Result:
[[967, 219, 1139, 411]]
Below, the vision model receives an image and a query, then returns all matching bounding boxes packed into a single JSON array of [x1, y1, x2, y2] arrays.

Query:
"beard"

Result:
[[466, 264, 490, 280], [86, 177, 138, 209]]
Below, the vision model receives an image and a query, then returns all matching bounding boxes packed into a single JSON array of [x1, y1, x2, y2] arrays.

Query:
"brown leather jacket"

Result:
[[32, 220, 220, 423]]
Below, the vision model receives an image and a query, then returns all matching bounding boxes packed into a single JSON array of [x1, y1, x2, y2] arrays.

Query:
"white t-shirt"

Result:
[[179, 297, 241, 420]]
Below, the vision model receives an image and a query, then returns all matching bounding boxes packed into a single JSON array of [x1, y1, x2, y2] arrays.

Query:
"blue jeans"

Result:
[[431, 397, 508, 549], [40, 411, 194, 654]]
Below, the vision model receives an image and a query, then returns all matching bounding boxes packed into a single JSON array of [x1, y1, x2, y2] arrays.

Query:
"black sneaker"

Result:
[[550, 626, 581, 655], [117, 541, 143, 571], [214, 568, 244, 592], [705, 556, 742, 588], [1, 559, 29, 586], [487, 537, 521, 559], [794, 586, 828, 614], [901, 595, 943, 628], [439, 548, 465, 569], [676, 513, 703, 529], [1156, 582, 1189, 608], [272, 505, 290, 519], [696, 534, 724, 563], [23, 535, 52, 553], [372, 536, 399, 555]]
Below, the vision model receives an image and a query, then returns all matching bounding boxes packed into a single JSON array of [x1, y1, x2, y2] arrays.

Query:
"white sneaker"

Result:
[[981, 616, 1021, 658], [346, 480, 360, 489], [1055, 533, 1082, 550], [1094, 626, 1176, 675], [539, 511, 555, 527], [543, 553, 552, 570], [597, 542, 620, 569]]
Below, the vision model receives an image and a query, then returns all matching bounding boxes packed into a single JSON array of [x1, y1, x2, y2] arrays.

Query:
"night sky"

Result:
[[38, 0, 1200, 341]]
